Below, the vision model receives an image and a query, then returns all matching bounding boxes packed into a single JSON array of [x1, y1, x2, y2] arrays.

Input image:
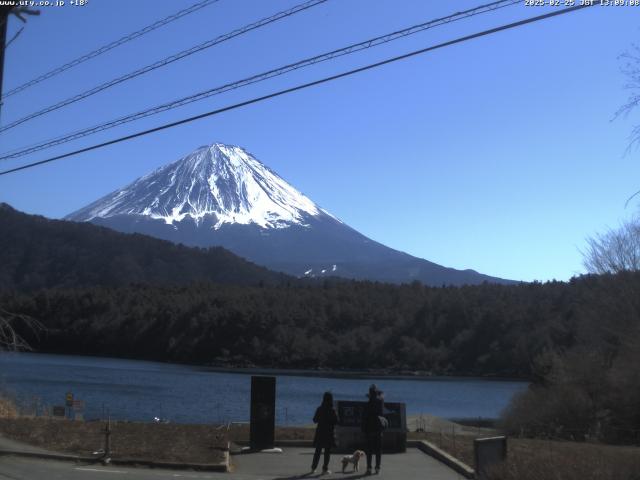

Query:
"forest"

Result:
[[1, 272, 636, 376]]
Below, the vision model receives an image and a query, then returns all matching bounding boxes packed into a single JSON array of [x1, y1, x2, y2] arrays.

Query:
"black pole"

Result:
[[0, 7, 11, 121], [249, 376, 276, 450], [103, 415, 112, 464]]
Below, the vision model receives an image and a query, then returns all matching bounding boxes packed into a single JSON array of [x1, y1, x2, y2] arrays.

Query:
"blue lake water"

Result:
[[0, 353, 528, 425]]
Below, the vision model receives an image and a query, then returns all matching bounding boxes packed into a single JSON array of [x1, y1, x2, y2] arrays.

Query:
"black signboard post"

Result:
[[250, 376, 276, 450]]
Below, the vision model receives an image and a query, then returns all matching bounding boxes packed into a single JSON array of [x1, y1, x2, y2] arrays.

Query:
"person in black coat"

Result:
[[361, 384, 384, 475], [311, 391, 338, 474]]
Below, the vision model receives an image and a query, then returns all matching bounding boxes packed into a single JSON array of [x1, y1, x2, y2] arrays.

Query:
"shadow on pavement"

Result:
[[273, 473, 371, 480]]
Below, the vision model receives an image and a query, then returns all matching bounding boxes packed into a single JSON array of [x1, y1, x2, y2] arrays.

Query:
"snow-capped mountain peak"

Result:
[[67, 143, 336, 230]]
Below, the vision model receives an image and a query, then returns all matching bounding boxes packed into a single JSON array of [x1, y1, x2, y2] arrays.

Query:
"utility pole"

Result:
[[0, 7, 11, 120], [0, 6, 40, 121]]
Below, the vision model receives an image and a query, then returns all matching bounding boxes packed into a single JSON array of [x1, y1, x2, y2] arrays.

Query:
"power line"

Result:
[[1, 0, 220, 100], [4, 26, 23, 49], [0, 0, 520, 160], [0, 3, 596, 178], [0, 0, 329, 134]]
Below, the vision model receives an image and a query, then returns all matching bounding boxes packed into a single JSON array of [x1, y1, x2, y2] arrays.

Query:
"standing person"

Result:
[[361, 384, 384, 475], [311, 391, 338, 475]]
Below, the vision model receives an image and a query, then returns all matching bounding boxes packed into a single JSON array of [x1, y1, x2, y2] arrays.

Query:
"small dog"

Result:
[[341, 450, 365, 472]]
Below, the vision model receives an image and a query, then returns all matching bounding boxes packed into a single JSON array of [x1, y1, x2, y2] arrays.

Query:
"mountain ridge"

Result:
[[66, 143, 515, 286], [0, 202, 290, 291]]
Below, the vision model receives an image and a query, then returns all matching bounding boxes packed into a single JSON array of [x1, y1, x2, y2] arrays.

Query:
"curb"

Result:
[[274, 440, 313, 448], [408, 440, 475, 479], [0, 448, 230, 472], [0, 449, 95, 463], [232, 440, 313, 451]]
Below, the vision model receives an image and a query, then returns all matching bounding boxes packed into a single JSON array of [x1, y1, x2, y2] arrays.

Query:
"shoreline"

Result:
[[17, 350, 529, 383], [197, 365, 529, 383]]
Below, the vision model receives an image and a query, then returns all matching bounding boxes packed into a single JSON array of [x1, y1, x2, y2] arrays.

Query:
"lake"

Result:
[[0, 352, 528, 425]]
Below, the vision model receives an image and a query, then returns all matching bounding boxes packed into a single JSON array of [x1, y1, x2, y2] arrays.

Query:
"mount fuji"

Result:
[[66, 143, 511, 286]]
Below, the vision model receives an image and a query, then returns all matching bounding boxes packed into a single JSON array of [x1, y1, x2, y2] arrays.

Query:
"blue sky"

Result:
[[0, 1, 639, 282]]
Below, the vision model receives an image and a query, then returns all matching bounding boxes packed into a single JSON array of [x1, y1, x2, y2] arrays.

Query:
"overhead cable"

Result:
[[0, 3, 597, 177], [1, 0, 221, 100], [0, 0, 519, 159], [0, 0, 329, 133]]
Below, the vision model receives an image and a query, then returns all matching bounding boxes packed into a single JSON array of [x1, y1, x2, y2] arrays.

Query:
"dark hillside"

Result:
[[0, 203, 290, 290]]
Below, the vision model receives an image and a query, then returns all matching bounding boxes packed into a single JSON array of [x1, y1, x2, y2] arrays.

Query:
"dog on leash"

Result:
[[341, 450, 365, 472]]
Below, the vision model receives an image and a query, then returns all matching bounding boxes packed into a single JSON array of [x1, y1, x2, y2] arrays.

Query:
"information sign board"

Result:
[[474, 436, 507, 480], [334, 400, 406, 453], [52, 406, 66, 417]]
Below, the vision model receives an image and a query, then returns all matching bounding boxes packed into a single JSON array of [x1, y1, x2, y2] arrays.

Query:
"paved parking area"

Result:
[[232, 447, 463, 479], [0, 447, 464, 480]]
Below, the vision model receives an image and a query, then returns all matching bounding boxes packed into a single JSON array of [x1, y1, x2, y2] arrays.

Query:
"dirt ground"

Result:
[[0, 398, 17, 419], [0, 418, 228, 464], [409, 428, 640, 480], [490, 438, 640, 480]]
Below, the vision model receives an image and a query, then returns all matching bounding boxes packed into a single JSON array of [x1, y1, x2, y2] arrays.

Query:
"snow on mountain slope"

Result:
[[67, 143, 337, 230]]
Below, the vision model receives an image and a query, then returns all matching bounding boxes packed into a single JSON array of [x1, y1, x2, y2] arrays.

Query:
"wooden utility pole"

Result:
[[0, 6, 40, 120], [0, 7, 11, 119], [103, 416, 112, 464]]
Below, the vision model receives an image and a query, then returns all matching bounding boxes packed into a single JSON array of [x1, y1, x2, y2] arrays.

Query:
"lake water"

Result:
[[0, 353, 528, 425]]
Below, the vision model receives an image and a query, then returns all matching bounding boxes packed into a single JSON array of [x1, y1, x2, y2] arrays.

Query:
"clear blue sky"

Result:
[[1, 1, 639, 282]]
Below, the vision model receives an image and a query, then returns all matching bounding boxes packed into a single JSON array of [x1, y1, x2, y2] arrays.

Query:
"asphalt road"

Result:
[[0, 456, 220, 480], [0, 448, 463, 480]]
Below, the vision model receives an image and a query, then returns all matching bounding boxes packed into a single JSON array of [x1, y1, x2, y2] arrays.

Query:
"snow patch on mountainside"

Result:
[[67, 143, 339, 230], [303, 264, 339, 277]]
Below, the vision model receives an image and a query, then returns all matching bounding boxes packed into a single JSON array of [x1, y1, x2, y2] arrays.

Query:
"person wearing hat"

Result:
[[361, 384, 384, 475]]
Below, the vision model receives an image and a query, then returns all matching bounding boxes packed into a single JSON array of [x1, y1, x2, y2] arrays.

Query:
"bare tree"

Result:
[[616, 44, 640, 150], [583, 216, 640, 274], [0, 308, 41, 351], [611, 45, 640, 208]]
